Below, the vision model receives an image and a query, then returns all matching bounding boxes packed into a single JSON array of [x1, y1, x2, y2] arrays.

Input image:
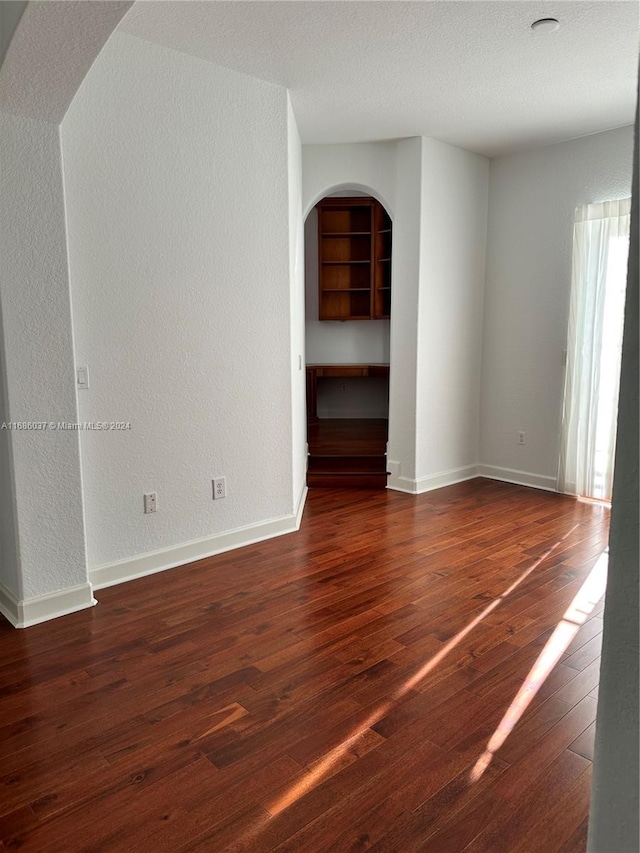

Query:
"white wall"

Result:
[[286, 95, 307, 505], [62, 33, 298, 572], [303, 142, 397, 217], [0, 0, 26, 67], [0, 2, 135, 625], [0, 0, 133, 124], [415, 138, 489, 484], [588, 109, 639, 853], [0, 113, 89, 608], [388, 137, 424, 485], [0, 314, 19, 601], [480, 126, 634, 488]]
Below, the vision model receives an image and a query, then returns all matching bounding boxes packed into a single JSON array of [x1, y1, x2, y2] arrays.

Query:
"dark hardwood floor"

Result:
[[0, 479, 609, 851]]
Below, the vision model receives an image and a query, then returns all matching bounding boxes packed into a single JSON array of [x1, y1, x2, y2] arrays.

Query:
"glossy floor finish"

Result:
[[0, 479, 610, 852]]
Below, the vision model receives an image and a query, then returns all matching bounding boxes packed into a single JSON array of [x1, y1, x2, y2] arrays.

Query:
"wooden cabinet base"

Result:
[[307, 418, 388, 489], [307, 471, 388, 489]]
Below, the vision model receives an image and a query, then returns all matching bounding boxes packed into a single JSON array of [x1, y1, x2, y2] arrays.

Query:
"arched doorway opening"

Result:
[[303, 188, 393, 488]]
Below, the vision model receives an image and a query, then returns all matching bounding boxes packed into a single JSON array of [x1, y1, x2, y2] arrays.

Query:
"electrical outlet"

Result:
[[341, 383, 347, 393], [144, 492, 157, 513], [213, 477, 226, 500], [518, 431, 526, 445]]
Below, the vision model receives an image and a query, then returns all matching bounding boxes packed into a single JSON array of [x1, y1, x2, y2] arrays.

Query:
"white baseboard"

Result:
[[385, 458, 402, 490], [294, 484, 308, 525], [0, 581, 96, 629], [477, 464, 557, 492], [90, 485, 309, 591], [388, 464, 479, 495], [0, 583, 19, 626], [386, 458, 557, 496]]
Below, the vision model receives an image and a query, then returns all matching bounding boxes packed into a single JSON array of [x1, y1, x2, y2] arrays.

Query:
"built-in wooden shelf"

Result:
[[316, 197, 392, 320], [322, 231, 371, 236]]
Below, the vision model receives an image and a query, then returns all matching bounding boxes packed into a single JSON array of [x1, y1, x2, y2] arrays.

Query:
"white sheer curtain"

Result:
[[558, 198, 630, 500]]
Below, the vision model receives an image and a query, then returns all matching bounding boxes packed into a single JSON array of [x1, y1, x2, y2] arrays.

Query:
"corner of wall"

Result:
[[287, 95, 307, 509], [0, 580, 96, 629], [0, 110, 89, 613]]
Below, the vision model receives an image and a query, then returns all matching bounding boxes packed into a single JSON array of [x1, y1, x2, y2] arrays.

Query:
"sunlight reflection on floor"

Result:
[[468, 550, 608, 783], [264, 528, 581, 820]]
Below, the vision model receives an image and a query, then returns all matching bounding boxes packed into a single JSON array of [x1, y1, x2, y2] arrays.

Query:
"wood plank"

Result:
[[462, 749, 590, 852], [568, 721, 597, 761], [0, 480, 609, 852]]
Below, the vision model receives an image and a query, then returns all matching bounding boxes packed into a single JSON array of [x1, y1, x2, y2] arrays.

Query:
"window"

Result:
[[558, 198, 631, 501]]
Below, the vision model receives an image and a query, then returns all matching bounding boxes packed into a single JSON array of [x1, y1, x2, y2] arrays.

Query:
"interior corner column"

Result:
[[0, 111, 91, 627]]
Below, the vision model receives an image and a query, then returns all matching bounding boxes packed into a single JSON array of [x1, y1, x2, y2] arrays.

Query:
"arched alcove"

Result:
[[304, 185, 393, 365], [304, 185, 394, 489]]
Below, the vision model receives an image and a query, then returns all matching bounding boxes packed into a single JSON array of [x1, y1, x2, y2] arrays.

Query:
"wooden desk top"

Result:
[[306, 363, 389, 376]]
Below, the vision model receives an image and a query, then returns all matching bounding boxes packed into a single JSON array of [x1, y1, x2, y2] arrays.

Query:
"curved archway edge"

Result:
[[0, 1, 132, 124], [303, 182, 394, 221]]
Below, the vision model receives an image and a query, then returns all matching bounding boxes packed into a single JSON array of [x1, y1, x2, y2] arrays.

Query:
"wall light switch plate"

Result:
[[76, 365, 90, 390]]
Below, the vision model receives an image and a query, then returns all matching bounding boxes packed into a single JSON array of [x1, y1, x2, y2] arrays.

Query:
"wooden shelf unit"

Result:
[[316, 197, 392, 321]]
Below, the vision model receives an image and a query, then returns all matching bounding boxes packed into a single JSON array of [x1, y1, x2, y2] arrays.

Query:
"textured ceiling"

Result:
[[119, 0, 639, 157]]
